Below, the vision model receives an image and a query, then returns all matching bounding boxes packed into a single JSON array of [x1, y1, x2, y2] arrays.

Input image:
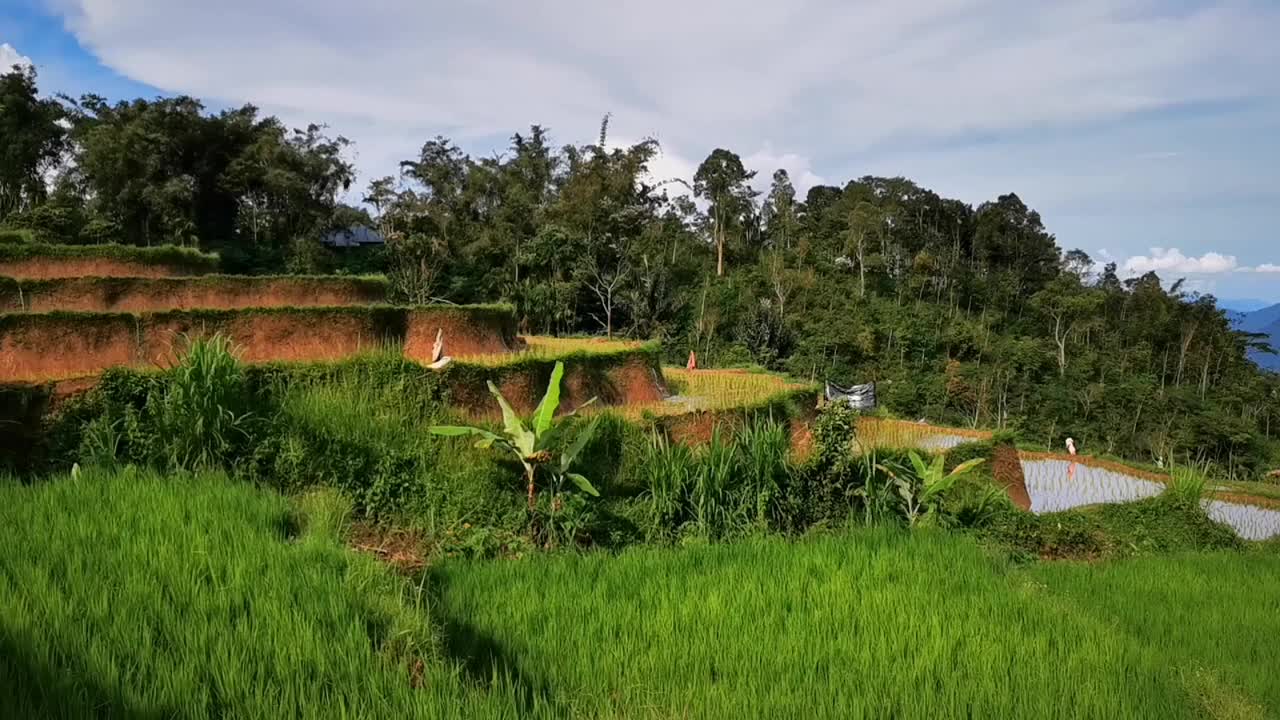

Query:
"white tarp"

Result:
[[825, 381, 877, 411]]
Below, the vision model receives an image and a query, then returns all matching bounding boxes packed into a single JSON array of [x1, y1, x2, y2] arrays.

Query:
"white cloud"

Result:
[[1, 42, 33, 71], [743, 145, 826, 197], [42, 0, 1280, 194], [1252, 263, 1280, 273], [1122, 248, 1239, 275]]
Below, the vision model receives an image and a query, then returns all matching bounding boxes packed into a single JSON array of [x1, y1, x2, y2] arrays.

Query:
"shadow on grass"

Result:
[[0, 634, 183, 720], [425, 568, 562, 717]]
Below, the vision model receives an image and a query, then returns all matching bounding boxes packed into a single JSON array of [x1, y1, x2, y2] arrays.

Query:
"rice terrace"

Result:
[[5, 29, 1280, 718]]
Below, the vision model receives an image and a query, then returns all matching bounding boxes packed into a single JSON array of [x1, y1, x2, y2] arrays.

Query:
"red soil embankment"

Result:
[[407, 310, 516, 359], [0, 307, 517, 383], [993, 445, 1031, 510], [2, 277, 387, 312], [451, 356, 666, 418], [658, 400, 818, 452], [0, 258, 206, 280]]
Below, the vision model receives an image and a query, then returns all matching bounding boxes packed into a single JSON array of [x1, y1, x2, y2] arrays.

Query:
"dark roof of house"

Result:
[[321, 226, 384, 247]]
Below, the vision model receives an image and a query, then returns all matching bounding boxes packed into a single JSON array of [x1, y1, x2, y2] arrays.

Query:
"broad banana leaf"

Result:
[[532, 361, 565, 435], [565, 472, 600, 497]]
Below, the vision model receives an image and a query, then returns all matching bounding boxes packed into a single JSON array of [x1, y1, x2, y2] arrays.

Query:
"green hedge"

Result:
[[0, 242, 221, 274], [0, 229, 36, 245]]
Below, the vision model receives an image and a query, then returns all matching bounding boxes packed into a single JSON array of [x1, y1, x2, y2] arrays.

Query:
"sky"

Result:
[[3, 0, 1279, 304]]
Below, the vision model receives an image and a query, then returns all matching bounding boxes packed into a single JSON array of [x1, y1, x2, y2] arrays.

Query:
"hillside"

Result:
[[1235, 303, 1280, 371]]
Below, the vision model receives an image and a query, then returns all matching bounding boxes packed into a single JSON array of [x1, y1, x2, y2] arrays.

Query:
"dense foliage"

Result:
[[2, 66, 1277, 474]]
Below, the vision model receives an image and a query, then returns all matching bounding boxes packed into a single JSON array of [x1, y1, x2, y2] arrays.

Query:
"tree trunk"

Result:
[[716, 230, 725, 277], [526, 465, 537, 510]]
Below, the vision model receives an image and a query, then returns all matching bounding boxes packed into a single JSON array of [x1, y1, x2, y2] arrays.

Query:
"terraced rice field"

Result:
[[852, 416, 991, 453], [647, 367, 812, 416], [1019, 455, 1280, 541], [455, 336, 649, 366]]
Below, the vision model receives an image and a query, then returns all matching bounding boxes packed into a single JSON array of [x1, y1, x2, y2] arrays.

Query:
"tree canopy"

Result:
[[3, 66, 1277, 475]]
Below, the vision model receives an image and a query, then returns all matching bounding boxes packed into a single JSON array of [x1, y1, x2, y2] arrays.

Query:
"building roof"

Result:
[[321, 225, 385, 247]]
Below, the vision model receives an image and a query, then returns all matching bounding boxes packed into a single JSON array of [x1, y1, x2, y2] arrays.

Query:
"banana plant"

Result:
[[430, 361, 599, 510], [878, 451, 984, 527]]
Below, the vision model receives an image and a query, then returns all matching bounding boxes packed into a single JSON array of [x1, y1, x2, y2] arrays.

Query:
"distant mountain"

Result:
[[1218, 298, 1276, 314], [1233, 303, 1280, 371]]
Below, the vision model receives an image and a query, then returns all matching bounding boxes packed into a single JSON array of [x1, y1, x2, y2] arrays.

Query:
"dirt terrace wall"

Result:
[[0, 305, 517, 382], [0, 243, 220, 279], [993, 445, 1031, 511], [445, 350, 668, 418], [656, 388, 821, 452], [0, 276, 389, 313]]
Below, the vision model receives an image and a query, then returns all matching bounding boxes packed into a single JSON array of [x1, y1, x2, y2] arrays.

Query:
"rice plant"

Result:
[[657, 367, 809, 413], [854, 416, 991, 453], [433, 529, 1280, 719], [0, 466, 520, 719], [6, 468, 1280, 718], [457, 335, 647, 367]]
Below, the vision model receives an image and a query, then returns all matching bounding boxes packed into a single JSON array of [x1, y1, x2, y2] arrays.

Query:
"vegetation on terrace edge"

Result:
[[0, 273, 390, 291], [3, 65, 1279, 477], [0, 241, 221, 272], [14, 337, 1267, 554], [455, 336, 659, 366]]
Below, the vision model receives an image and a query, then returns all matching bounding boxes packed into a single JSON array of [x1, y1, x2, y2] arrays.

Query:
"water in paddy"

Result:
[[1019, 458, 1280, 541], [915, 434, 975, 451]]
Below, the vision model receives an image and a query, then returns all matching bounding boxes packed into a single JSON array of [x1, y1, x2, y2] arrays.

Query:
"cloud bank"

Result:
[[1, 42, 33, 71], [41, 1, 1280, 194]]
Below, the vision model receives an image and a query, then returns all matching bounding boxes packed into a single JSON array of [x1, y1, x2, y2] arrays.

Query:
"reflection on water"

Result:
[[1019, 458, 1280, 540], [915, 434, 973, 451], [1020, 459, 1164, 513], [1203, 501, 1280, 541]]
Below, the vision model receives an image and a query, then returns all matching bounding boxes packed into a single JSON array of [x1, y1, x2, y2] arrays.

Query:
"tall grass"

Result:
[[150, 333, 254, 471], [638, 418, 791, 541], [0, 467, 526, 719], [1168, 465, 1210, 507]]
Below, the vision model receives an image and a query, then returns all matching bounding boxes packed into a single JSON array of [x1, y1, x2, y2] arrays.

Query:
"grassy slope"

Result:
[[4, 469, 1279, 718], [434, 529, 1279, 719], [0, 469, 523, 720]]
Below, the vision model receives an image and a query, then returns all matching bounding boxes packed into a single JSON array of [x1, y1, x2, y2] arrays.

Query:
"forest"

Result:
[[2, 63, 1277, 475]]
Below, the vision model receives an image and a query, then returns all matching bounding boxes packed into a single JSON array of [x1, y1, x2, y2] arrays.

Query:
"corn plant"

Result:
[[878, 451, 984, 527], [430, 361, 598, 511]]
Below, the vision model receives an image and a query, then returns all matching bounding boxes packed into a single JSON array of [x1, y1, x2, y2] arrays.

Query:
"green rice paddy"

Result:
[[3, 468, 1278, 719]]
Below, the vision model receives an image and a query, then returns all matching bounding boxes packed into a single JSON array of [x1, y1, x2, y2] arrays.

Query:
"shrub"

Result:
[[148, 335, 255, 472], [0, 228, 34, 244], [1166, 466, 1209, 508]]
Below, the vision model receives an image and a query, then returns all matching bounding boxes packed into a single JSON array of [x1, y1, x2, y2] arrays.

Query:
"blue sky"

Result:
[[4, 0, 1279, 304]]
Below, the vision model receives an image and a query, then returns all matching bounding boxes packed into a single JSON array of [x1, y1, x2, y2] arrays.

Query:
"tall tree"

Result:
[[761, 169, 798, 251], [0, 66, 66, 221], [693, 148, 757, 277]]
